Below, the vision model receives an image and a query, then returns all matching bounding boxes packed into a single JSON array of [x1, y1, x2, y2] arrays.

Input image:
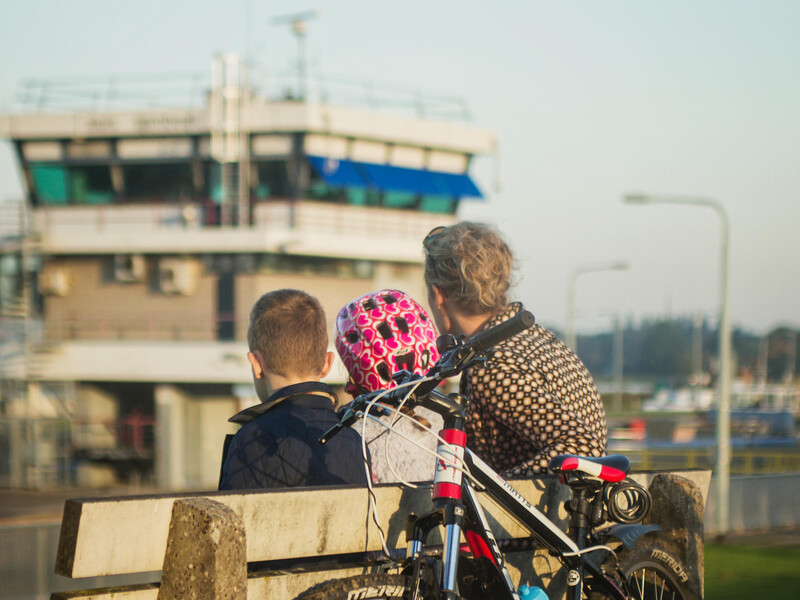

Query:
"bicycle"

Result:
[[297, 310, 696, 600]]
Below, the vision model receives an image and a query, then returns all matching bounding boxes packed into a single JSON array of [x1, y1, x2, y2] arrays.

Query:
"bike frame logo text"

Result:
[[347, 585, 405, 599], [651, 548, 690, 583]]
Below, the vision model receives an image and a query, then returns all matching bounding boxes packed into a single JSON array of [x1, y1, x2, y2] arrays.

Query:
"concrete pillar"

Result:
[[645, 473, 706, 599], [155, 384, 188, 490], [158, 498, 247, 600], [186, 396, 238, 489]]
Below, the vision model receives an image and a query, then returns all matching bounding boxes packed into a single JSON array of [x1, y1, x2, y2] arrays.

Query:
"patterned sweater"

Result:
[[461, 302, 607, 475]]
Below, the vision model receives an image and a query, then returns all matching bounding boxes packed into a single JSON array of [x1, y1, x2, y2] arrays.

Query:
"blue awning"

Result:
[[307, 155, 483, 198], [307, 156, 367, 187]]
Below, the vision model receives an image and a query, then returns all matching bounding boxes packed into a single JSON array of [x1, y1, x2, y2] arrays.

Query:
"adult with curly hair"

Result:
[[423, 222, 607, 475]]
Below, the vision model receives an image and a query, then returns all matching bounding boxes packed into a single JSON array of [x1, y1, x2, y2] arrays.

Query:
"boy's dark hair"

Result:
[[247, 289, 328, 377]]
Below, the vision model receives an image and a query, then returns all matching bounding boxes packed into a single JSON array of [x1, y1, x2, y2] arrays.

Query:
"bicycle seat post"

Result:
[[566, 483, 593, 550], [563, 481, 602, 599]]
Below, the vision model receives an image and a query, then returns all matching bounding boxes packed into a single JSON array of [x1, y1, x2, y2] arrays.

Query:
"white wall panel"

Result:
[[117, 138, 192, 159], [22, 141, 62, 161], [428, 150, 467, 173], [304, 134, 348, 158], [251, 134, 292, 157], [389, 145, 425, 169]]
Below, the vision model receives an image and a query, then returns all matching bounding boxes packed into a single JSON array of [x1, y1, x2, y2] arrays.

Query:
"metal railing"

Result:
[[30, 198, 453, 238], [0, 199, 28, 245], [41, 317, 220, 343], [0, 418, 72, 488], [624, 446, 800, 475], [255, 199, 455, 240], [12, 69, 473, 123]]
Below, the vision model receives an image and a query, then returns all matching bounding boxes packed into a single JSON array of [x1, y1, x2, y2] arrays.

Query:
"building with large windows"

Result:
[[0, 57, 495, 490]]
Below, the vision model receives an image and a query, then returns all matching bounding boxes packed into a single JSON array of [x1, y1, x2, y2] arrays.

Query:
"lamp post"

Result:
[[624, 193, 731, 538], [566, 261, 629, 352]]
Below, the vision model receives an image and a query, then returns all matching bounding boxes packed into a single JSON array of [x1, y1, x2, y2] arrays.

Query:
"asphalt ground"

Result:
[[0, 485, 158, 525]]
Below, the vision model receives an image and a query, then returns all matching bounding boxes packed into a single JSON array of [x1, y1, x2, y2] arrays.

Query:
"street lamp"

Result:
[[566, 261, 629, 352], [623, 192, 731, 539]]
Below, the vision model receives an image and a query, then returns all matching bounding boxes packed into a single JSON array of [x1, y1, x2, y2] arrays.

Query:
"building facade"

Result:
[[0, 60, 496, 490]]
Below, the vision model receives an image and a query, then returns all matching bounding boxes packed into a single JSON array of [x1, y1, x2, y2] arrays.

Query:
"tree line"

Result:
[[564, 317, 799, 384]]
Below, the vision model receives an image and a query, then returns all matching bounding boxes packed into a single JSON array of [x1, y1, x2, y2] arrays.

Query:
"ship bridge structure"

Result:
[[0, 58, 497, 490]]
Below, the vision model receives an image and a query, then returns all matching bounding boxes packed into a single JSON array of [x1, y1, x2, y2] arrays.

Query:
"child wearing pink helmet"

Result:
[[335, 289, 443, 483]]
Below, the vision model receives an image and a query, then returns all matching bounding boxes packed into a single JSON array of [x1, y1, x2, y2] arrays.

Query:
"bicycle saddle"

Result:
[[548, 454, 630, 482]]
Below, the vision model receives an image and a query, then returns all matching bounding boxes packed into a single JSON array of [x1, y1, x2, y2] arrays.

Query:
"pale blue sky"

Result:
[[1, 1, 798, 335]]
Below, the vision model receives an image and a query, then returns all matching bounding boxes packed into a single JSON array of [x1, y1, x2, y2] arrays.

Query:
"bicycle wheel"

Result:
[[293, 573, 410, 600], [619, 545, 697, 600]]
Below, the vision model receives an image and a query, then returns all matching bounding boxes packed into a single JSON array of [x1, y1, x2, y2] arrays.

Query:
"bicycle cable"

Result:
[[357, 376, 436, 558], [561, 544, 616, 558], [353, 376, 488, 559], [358, 393, 486, 490]]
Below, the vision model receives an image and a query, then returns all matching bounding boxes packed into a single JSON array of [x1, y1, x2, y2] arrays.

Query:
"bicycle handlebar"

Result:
[[320, 309, 535, 444], [465, 308, 535, 356]]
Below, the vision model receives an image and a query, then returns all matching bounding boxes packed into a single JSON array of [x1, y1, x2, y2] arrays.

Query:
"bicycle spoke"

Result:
[[656, 568, 665, 600]]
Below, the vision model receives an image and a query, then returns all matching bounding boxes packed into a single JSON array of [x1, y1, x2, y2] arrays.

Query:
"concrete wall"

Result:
[[42, 257, 217, 341], [41, 252, 429, 347], [236, 263, 427, 341], [704, 472, 800, 535]]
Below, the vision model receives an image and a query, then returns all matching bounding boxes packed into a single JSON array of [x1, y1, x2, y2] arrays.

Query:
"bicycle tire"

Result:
[[618, 545, 697, 600], [587, 544, 696, 600], [293, 573, 411, 600]]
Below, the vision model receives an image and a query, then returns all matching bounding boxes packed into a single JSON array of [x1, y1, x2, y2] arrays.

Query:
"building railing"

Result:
[[255, 200, 453, 241], [0, 418, 72, 488], [31, 199, 453, 249], [33, 201, 210, 234], [41, 317, 220, 343], [0, 199, 27, 245], [12, 69, 473, 122]]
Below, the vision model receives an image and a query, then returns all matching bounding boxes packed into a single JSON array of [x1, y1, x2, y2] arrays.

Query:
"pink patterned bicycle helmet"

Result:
[[335, 289, 440, 396]]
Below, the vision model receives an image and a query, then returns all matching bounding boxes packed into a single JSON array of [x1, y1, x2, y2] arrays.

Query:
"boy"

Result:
[[219, 289, 368, 490]]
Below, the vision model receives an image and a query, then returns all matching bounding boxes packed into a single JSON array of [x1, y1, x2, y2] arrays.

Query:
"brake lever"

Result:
[[320, 397, 393, 445], [434, 348, 488, 379], [320, 406, 359, 445]]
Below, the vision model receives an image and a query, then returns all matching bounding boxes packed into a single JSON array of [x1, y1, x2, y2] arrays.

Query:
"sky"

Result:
[[1, 1, 798, 336]]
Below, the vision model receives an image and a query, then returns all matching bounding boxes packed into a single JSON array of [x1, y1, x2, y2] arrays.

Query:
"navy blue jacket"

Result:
[[219, 382, 369, 490]]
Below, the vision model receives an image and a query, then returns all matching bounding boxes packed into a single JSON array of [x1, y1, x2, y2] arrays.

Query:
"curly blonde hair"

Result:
[[423, 222, 514, 316]]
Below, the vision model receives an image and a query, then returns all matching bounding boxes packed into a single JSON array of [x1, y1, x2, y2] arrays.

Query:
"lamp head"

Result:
[[623, 194, 652, 204]]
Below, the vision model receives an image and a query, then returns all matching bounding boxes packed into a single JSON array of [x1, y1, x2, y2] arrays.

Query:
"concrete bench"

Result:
[[51, 470, 710, 600]]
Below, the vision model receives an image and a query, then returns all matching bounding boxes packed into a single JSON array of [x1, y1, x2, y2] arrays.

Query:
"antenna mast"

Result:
[[271, 10, 319, 101]]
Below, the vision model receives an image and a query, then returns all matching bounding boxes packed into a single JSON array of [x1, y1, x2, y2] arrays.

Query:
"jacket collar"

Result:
[[228, 381, 338, 425], [481, 301, 524, 331]]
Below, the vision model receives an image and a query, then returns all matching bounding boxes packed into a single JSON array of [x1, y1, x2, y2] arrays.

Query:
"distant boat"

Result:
[[636, 382, 798, 445], [643, 382, 799, 414]]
